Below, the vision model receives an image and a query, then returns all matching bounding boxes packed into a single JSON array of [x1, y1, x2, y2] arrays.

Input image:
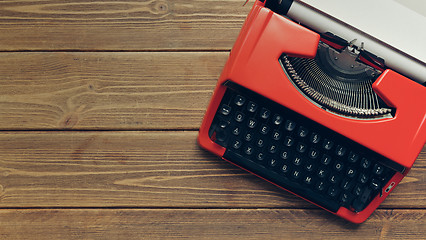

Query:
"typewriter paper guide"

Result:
[[290, 0, 426, 83]]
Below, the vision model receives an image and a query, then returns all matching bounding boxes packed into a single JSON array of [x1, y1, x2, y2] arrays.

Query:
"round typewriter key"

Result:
[[310, 132, 321, 144], [284, 120, 296, 131], [244, 146, 254, 155], [280, 151, 289, 160], [361, 157, 371, 169], [272, 130, 282, 141], [232, 140, 242, 150], [321, 154, 332, 165], [335, 145, 347, 157], [358, 173, 369, 184], [297, 126, 309, 138], [316, 181, 326, 191], [269, 158, 278, 167], [346, 168, 356, 178], [256, 138, 265, 148], [259, 124, 269, 135], [244, 132, 253, 142], [327, 186, 339, 198], [281, 164, 290, 173], [333, 161, 344, 172], [232, 126, 240, 136], [247, 118, 257, 129], [304, 176, 313, 185], [260, 108, 271, 119], [268, 144, 277, 154], [273, 114, 283, 125], [234, 95, 246, 106], [247, 101, 257, 113], [220, 104, 231, 116], [322, 139, 334, 150], [284, 136, 294, 147], [235, 112, 245, 122], [256, 152, 265, 161], [348, 152, 359, 163], [373, 164, 384, 175]]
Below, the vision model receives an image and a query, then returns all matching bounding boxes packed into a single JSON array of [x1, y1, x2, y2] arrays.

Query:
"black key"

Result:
[[232, 126, 241, 136], [272, 114, 283, 125], [292, 170, 301, 180], [359, 187, 372, 203], [280, 151, 290, 160], [234, 112, 245, 122], [259, 124, 269, 135], [244, 146, 254, 156], [322, 139, 334, 150], [316, 181, 326, 192], [284, 120, 296, 131], [247, 101, 258, 112], [373, 164, 384, 175], [352, 199, 365, 212], [317, 168, 328, 178], [310, 132, 321, 144], [335, 145, 347, 157], [361, 157, 371, 169], [268, 144, 277, 154], [256, 152, 266, 161], [292, 156, 302, 166], [269, 158, 278, 167], [234, 95, 246, 106], [353, 184, 363, 196], [340, 193, 353, 205], [256, 138, 265, 148], [244, 132, 253, 142], [327, 186, 339, 198], [347, 152, 359, 163], [346, 167, 356, 178], [232, 139, 242, 150], [297, 126, 309, 138], [333, 161, 344, 172], [304, 176, 313, 185], [284, 136, 294, 147], [329, 174, 340, 184], [308, 148, 319, 159], [305, 162, 315, 172], [272, 130, 282, 141], [341, 179, 354, 190], [247, 118, 257, 129], [296, 142, 307, 153], [358, 173, 369, 184], [260, 108, 271, 119], [220, 104, 231, 116], [370, 178, 381, 190], [281, 164, 290, 173], [321, 154, 332, 165]]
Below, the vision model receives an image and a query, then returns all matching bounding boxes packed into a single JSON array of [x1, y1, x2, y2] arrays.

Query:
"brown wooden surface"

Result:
[[0, 0, 425, 239]]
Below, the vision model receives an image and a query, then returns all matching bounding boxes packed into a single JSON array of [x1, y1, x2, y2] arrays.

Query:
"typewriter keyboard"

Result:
[[208, 83, 399, 213]]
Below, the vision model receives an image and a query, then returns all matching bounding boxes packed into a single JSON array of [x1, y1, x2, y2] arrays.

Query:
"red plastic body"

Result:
[[198, 1, 426, 223]]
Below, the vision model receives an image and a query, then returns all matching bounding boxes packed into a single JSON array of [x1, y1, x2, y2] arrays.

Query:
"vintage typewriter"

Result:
[[198, 0, 426, 223]]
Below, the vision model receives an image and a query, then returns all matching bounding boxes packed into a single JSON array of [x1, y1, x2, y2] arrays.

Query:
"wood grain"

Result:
[[0, 0, 250, 51], [0, 209, 425, 239], [0, 52, 225, 130], [0, 131, 424, 209]]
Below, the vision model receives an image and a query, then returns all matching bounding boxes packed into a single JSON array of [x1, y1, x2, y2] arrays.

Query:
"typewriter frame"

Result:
[[198, 0, 426, 223]]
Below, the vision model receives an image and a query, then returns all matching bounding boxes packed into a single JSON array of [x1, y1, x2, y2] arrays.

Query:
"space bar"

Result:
[[223, 150, 340, 213]]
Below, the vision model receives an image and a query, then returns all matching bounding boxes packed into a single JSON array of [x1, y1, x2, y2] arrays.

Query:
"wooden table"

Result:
[[0, 1, 424, 239]]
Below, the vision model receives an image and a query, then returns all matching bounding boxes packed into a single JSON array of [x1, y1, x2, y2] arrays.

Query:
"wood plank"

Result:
[[0, 0, 250, 51], [0, 131, 424, 208], [0, 52, 225, 130], [0, 209, 425, 239]]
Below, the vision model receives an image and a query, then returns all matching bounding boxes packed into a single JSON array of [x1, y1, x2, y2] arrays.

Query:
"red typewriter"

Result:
[[198, 0, 426, 223]]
